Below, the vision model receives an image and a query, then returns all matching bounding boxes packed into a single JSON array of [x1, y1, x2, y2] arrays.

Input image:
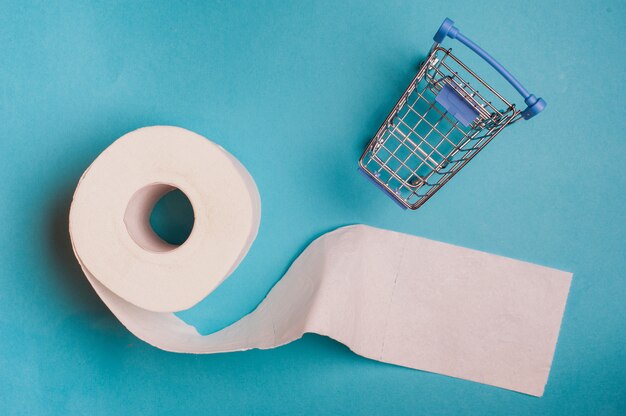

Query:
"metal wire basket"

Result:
[[359, 18, 546, 210]]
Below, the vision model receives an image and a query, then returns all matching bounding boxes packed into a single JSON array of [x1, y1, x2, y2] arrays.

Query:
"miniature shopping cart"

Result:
[[359, 18, 546, 210]]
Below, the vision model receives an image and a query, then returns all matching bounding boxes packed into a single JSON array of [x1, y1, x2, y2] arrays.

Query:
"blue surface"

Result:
[[1, 1, 625, 414]]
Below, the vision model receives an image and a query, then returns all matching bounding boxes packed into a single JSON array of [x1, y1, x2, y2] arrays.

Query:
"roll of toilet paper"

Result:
[[70, 126, 260, 312], [69, 126, 572, 396]]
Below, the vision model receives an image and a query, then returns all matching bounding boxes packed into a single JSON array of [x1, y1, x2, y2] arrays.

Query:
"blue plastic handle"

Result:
[[434, 18, 546, 120]]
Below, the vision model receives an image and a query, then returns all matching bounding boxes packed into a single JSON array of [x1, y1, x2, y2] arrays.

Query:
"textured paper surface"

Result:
[[70, 126, 572, 396]]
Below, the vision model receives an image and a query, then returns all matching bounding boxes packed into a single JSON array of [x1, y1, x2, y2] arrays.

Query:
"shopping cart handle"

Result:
[[434, 18, 546, 120]]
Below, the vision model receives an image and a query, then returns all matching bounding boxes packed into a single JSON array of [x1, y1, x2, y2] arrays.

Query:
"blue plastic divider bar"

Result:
[[433, 18, 546, 120]]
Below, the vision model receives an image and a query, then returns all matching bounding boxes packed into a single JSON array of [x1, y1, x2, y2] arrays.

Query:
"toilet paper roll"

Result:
[[70, 126, 260, 312], [69, 126, 572, 396]]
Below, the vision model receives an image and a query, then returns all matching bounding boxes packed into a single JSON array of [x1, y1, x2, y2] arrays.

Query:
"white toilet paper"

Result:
[[70, 126, 260, 312], [69, 126, 572, 396]]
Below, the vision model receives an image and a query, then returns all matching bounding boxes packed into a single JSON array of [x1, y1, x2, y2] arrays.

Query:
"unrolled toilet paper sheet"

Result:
[[70, 127, 572, 397]]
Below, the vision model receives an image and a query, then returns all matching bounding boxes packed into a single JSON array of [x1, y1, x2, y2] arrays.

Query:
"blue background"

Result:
[[1, 1, 624, 414]]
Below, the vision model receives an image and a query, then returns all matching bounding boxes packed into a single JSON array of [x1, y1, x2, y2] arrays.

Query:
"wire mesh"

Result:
[[359, 45, 522, 209]]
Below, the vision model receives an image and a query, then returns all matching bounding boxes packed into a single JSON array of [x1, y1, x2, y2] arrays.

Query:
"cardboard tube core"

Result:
[[124, 183, 191, 253]]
